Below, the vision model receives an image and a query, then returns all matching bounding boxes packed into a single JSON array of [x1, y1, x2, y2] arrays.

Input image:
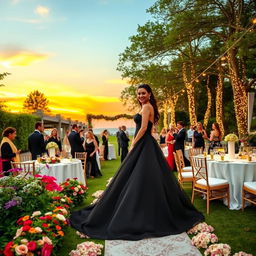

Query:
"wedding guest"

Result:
[[166, 126, 175, 170], [46, 128, 62, 153], [101, 129, 109, 161], [63, 130, 71, 157], [79, 129, 85, 146], [187, 125, 195, 143], [152, 127, 160, 143], [0, 127, 21, 175], [89, 128, 100, 147], [85, 131, 102, 178], [116, 126, 122, 156], [159, 127, 167, 148], [208, 122, 222, 151], [68, 124, 85, 157], [120, 125, 130, 162], [28, 122, 46, 160], [193, 122, 208, 149]]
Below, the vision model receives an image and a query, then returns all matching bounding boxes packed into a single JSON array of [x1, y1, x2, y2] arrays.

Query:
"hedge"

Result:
[[0, 110, 39, 151]]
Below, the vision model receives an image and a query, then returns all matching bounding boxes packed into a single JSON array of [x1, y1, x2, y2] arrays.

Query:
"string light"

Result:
[[203, 76, 211, 128]]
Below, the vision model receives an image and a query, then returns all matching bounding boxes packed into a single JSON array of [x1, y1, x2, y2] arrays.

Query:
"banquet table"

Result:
[[37, 159, 86, 185], [108, 144, 117, 160], [206, 156, 256, 210]]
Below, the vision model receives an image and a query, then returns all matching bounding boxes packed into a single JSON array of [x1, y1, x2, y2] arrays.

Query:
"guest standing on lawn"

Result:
[[28, 122, 46, 160], [101, 129, 109, 161], [119, 125, 130, 162], [0, 127, 21, 176], [68, 124, 85, 157], [192, 122, 208, 149], [116, 126, 122, 156], [46, 128, 62, 154]]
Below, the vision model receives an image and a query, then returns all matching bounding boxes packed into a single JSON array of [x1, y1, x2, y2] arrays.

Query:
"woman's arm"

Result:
[[90, 140, 98, 157], [131, 105, 151, 148]]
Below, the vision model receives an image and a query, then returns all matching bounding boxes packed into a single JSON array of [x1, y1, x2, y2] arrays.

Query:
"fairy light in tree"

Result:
[[168, 95, 179, 126], [203, 76, 212, 128]]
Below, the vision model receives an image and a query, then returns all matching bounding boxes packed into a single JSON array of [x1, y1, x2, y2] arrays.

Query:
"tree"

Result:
[[23, 90, 50, 113], [0, 72, 11, 110]]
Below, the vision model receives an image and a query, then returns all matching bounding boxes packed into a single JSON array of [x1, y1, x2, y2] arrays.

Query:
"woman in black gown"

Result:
[[70, 84, 204, 240], [193, 122, 208, 149], [101, 130, 109, 160], [85, 131, 102, 178]]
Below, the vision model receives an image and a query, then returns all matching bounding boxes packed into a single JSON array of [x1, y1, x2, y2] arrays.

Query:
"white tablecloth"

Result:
[[37, 159, 86, 185], [162, 146, 189, 160], [207, 157, 256, 210], [108, 144, 117, 160]]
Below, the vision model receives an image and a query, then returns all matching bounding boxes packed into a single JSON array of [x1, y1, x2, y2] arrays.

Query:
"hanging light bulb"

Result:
[[202, 73, 207, 77], [252, 17, 256, 24]]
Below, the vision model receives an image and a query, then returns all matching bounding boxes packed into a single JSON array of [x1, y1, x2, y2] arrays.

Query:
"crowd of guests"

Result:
[[153, 121, 223, 170]]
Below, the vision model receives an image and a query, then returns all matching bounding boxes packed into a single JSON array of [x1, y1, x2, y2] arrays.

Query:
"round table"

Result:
[[37, 159, 86, 185], [207, 156, 256, 210], [108, 144, 117, 160]]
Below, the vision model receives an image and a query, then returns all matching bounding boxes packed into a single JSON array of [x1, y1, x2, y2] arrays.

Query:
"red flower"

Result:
[[55, 225, 61, 231], [64, 204, 69, 208], [46, 216, 52, 221], [23, 220, 33, 226], [64, 182, 69, 186], [3, 241, 14, 256], [53, 220, 59, 225], [70, 186, 75, 190], [27, 241, 37, 251], [16, 217, 24, 225], [52, 196, 61, 200], [39, 216, 47, 220], [42, 223, 49, 228], [73, 177, 78, 180], [22, 225, 31, 231], [41, 243, 53, 256]]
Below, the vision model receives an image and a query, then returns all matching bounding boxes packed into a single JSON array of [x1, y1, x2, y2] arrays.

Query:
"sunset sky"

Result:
[[0, 0, 154, 126]]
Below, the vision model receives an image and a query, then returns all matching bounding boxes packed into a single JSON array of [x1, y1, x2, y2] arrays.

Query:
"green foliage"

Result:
[[0, 110, 39, 151]]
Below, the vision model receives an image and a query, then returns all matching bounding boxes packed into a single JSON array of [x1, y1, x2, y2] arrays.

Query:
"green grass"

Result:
[[59, 136, 256, 256]]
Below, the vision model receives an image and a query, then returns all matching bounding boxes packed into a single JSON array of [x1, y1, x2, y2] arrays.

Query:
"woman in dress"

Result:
[[193, 122, 208, 149], [159, 127, 167, 148], [0, 127, 20, 176], [166, 125, 175, 170], [46, 128, 62, 155], [101, 129, 109, 161], [208, 122, 222, 151], [70, 84, 204, 240], [85, 131, 102, 178]]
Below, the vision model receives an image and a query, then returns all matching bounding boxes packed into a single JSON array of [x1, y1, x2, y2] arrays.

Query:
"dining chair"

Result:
[[191, 156, 230, 214], [75, 152, 87, 184], [189, 147, 203, 157], [11, 161, 36, 178], [173, 152, 193, 188], [19, 152, 32, 162], [242, 182, 256, 210], [176, 149, 192, 172]]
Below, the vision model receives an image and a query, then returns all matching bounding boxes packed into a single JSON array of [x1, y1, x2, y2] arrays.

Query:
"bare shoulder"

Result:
[[142, 103, 153, 112]]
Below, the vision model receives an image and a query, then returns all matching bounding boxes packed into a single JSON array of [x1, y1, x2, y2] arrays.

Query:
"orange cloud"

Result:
[[0, 51, 50, 67]]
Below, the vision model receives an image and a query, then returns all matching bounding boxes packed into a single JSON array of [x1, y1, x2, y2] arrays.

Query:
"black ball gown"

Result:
[[70, 114, 204, 240]]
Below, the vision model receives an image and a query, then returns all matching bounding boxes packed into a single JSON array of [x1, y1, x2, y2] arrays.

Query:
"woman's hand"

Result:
[[90, 152, 94, 157]]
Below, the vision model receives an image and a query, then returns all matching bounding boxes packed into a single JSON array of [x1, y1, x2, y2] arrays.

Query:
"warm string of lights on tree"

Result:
[[203, 76, 212, 129]]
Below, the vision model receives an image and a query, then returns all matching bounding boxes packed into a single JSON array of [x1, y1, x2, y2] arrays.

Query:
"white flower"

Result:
[[42, 236, 52, 245], [192, 232, 218, 249], [35, 227, 43, 233], [92, 190, 104, 198], [187, 222, 214, 235], [13, 227, 23, 239], [45, 212, 52, 215], [61, 198, 66, 202], [31, 211, 41, 218], [74, 187, 79, 192], [56, 213, 66, 222], [224, 133, 239, 142], [204, 243, 231, 256]]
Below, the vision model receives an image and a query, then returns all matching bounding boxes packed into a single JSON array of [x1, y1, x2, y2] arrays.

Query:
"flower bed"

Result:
[[0, 175, 87, 255]]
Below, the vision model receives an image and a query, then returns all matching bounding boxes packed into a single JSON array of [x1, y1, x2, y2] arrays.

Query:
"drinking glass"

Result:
[[210, 149, 214, 160]]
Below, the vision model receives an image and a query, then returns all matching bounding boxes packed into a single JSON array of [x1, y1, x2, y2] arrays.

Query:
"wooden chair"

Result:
[[11, 161, 35, 178], [189, 147, 203, 157], [176, 149, 192, 172], [19, 152, 32, 162], [75, 152, 87, 184], [191, 156, 230, 214], [242, 182, 256, 210], [173, 152, 193, 187]]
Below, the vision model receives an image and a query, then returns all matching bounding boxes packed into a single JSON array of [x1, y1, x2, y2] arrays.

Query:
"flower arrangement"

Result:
[[191, 232, 218, 249], [35, 174, 63, 192], [233, 252, 253, 256], [106, 177, 113, 187], [224, 134, 239, 142], [69, 241, 104, 256], [92, 190, 104, 199], [39, 156, 61, 164], [60, 178, 88, 206], [46, 142, 59, 150], [187, 222, 214, 235], [204, 243, 231, 256]]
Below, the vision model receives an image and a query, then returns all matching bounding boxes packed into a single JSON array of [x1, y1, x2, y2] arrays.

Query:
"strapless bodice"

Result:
[[134, 113, 153, 137]]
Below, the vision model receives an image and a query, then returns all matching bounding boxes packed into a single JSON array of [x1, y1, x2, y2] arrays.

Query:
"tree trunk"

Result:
[[168, 95, 179, 127], [227, 49, 248, 137], [163, 102, 168, 128], [203, 76, 212, 129], [216, 64, 225, 137]]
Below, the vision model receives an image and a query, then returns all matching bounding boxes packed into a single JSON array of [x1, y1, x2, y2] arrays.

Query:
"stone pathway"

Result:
[[105, 232, 201, 256]]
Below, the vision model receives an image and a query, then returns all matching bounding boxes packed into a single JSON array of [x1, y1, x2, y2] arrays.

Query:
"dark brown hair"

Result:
[[213, 122, 222, 139], [2, 127, 16, 137], [35, 122, 42, 129]]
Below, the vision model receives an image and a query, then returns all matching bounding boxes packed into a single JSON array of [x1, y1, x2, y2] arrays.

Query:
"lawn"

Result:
[[59, 136, 256, 256]]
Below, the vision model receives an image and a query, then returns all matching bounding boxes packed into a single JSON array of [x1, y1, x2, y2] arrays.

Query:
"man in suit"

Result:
[[68, 124, 85, 157], [116, 126, 122, 156], [174, 121, 190, 165], [119, 125, 130, 162], [28, 122, 46, 160]]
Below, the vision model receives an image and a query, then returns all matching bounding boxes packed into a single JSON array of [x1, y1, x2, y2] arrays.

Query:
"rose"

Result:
[[23, 220, 33, 226], [15, 245, 28, 255], [4, 241, 14, 256], [31, 211, 41, 218], [74, 187, 79, 192], [34, 227, 43, 233], [45, 212, 53, 216], [41, 243, 53, 256], [56, 214, 66, 222], [73, 192, 77, 196], [27, 241, 37, 251], [42, 236, 52, 245], [14, 227, 23, 239]]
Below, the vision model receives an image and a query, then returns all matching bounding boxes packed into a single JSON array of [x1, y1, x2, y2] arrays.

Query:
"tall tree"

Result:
[[0, 72, 10, 110], [23, 90, 50, 113]]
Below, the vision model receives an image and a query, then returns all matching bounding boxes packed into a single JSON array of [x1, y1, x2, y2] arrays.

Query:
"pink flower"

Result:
[[42, 236, 52, 245], [73, 192, 77, 196], [15, 245, 28, 255], [27, 241, 37, 251], [41, 243, 53, 256], [13, 227, 23, 239], [4, 241, 14, 256]]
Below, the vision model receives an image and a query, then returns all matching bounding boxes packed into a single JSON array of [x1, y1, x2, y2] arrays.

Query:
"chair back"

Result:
[[189, 147, 203, 157], [20, 152, 32, 162], [173, 152, 184, 180], [11, 161, 35, 178], [190, 156, 209, 186], [75, 152, 87, 184], [176, 149, 185, 169]]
